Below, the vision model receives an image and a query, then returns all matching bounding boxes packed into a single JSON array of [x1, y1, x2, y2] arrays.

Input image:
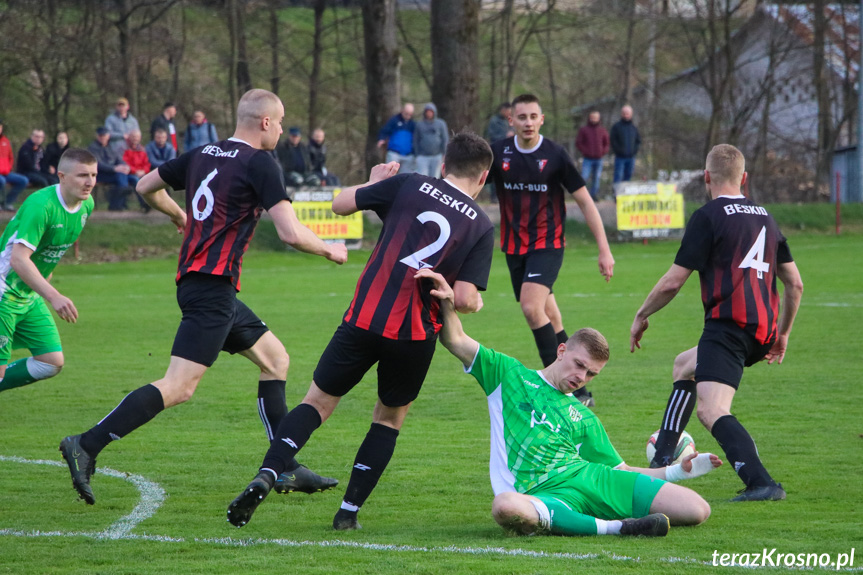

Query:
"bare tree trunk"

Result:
[[431, 0, 480, 133], [226, 0, 239, 126], [114, 0, 138, 109], [813, 0, 831, 197], [362, 0, 400, 172], [619, 0, 637, 105], [538, 1, 559, 142], [269, 0, 280, 94], [309, 0, 326, 133], [169, 2, 186, 102], [235, 1, 252, 95]]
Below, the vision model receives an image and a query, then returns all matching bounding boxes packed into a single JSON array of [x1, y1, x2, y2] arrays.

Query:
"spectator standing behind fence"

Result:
[[150, 102, 179, 153], [184, 110, 218, 151], [485, 102, 514, 144], [413, 103, 448, 178], [123, 129, 151, 211], [146, 128, 176, 169], [309, 128, 340, 186], [576, 110, 610, 201], [105, 97, 140, 155], [0, 121, 29, 211], [610, 105, 641, 185], [88, 126, 131, 211], [377, 103, 415, 173], [17, 129, 58, 189], [278, 127, 318, 188], [44, 132, 70, 179]]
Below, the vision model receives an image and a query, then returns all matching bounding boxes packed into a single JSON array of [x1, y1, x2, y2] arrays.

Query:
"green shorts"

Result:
[[527, 462, 666, 520], [0, 297, 62, 364]]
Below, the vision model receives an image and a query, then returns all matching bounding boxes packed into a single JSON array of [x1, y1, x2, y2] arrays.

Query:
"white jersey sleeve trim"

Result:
[[12, 238, 38, 251], [613, 462, 627, 470], [464, 344, 481, 374]]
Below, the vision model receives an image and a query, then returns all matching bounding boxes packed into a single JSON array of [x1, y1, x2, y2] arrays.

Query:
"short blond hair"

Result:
[[706, 144, 745, 185], [237, 89, 282, 127], [566, 328, 609, 362]]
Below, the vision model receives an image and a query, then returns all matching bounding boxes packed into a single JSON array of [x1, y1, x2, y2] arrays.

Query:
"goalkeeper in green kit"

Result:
[[416, 268, 722, 537], [0, 149, 96, 394]]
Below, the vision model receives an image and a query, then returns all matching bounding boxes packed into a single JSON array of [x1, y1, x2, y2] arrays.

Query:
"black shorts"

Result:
[[313, 322, 437, 407], [171, 272, 270, 367], [694, 320, 773, 389], [505, 248, 565, 301]]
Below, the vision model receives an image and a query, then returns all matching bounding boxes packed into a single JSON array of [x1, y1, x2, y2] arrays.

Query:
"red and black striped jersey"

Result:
[[489, 136, 586, 255], [674, 196, 793, 345], [158, 138, 289, 290], [343, 173, 495, 341]]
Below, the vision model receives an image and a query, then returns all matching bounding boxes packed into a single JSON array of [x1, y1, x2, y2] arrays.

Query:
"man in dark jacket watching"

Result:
[[610, 105, 641, 185]]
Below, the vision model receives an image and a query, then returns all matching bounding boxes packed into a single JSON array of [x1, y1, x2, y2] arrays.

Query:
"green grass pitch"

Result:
[[0, 228, 860, 574]]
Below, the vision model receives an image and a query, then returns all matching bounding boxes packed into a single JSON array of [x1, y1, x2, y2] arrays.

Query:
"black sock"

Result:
[[711, 414, 775, 489], [532, 323, 558, 367], [555, 329, 568, 345], [652, 380, 697, 466], [80, 384, 165, 456], [260, 403, 321, 477], [342, 423, 399, 510], [257, 379, 299, 473]]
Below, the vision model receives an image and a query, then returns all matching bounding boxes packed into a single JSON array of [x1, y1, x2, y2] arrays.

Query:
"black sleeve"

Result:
[[559, 146, 587, 193], [455, 227, 495, 291], [674, 209, 713, 272], [355, 174, 411, 220], [249, 151, 290, 210], [158, 150, 194, 191], [777, 229, 793, 264]]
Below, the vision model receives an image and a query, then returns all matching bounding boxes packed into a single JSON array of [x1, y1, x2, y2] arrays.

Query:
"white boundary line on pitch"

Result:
[[2, 455, 861, 571]]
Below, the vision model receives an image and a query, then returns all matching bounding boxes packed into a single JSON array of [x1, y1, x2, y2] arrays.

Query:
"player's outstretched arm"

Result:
[[10, 244, 77, 323], [136, 170, 186, 233], [415, 269, 480, 366], [630, 264, 693, 352], [268, 200, 347, 264], [453, 281, 483, 314], [765, 261, 804, 365], [331, 162, 400, 216], [620, 452, 722, 482], [571, 186, 615, 281]]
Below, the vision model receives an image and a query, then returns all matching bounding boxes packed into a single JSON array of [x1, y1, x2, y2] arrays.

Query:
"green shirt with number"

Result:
[[0, 186, 93, 308], [467, 344, 623, 494]]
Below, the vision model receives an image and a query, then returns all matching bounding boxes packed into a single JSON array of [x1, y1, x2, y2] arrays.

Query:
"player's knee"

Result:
[[519, 300, 545, 325], [696, 403, 726, 430], [683, 495, 712, 525], [29, 358, 62, 380], [491, 493, 538, 533], [270, 350, 289, 380]]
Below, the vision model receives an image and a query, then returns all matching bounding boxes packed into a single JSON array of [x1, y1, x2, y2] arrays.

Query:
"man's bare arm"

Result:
[[415, 269, 480, 366]]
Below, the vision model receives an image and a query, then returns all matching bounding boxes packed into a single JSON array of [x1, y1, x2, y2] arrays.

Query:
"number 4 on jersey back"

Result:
[[739, 226, 769, 279]]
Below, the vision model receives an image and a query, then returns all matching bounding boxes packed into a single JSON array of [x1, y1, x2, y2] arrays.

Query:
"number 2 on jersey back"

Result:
[[400, 211, 451, 270], [192, 168, 218, 221], [739, 225, 769, 279]]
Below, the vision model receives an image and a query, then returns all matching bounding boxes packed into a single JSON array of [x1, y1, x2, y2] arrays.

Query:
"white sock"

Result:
[[340, 501, 359, 512], [596, 519, 622, 535]]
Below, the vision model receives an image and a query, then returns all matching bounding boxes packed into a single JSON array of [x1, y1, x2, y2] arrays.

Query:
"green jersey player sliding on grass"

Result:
[[0, 149, 95, 395], [416, 268, 722, 537]]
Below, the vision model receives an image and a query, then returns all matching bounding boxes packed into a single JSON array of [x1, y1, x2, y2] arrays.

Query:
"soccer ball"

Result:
[[645, 430, 696, 465]]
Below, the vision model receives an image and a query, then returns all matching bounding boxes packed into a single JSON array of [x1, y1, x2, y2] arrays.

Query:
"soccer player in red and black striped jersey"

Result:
[[630, 144, 803, 501], [489, 94, 615, 407], [227, 132, 495, 531], [60, 89, 347, 505]]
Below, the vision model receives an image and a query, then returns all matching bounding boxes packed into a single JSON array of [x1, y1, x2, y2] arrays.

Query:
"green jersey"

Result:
[[0, 186, 93, 308], [467, 344, 623, 494]]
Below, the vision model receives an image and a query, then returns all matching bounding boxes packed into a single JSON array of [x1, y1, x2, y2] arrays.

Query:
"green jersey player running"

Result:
[[416, 267, 722, 537], [0, 148, 96, 394]]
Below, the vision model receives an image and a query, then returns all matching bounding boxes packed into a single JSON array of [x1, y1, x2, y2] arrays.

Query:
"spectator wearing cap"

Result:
[[105, 97, 141, 155], [183, 110, 219, 151], [277, 126, 318, 187], [0, 119, 29, 211], [88, 126, 132, 210], [150, 102, 179, 153], [413, 102, 448, 178], [17, 129, 58, 189]]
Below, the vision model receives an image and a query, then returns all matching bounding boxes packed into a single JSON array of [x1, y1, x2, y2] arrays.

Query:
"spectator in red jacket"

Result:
[[122, 129, 151, 212], [0, 120, 30, 211], [575, 110, 610, 201]]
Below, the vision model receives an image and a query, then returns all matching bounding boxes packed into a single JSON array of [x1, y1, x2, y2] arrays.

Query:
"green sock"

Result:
[[543, 497, 599, 535], [0, 359, 38, 393]]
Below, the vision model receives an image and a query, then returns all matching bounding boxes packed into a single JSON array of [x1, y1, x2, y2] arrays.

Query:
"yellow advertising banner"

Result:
[[294, 201, 363, 240], [616, 183, 685, 231]]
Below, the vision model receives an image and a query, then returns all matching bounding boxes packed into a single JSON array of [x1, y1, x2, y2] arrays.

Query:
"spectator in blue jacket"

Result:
[[376, 103, 415, 173], [610, 105, 641, 184], [145, 128, 176, 169], [183, 110, 219, 151]]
